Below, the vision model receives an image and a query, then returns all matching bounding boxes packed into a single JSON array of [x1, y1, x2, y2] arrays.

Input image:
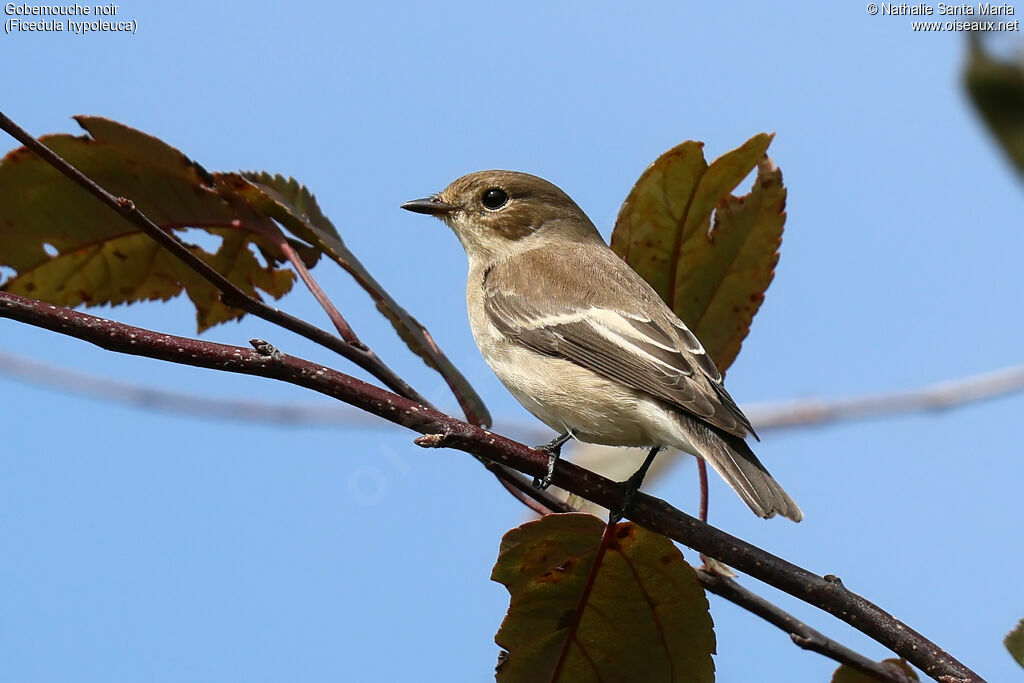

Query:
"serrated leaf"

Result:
[[611, 134, 783, 373], [0, 116, 297, 332], [831, 658, 919, 682], [221, 171, 491, 426], [492, 513, 715, 683], [964, 35, 1024, 178], [1006, 618, 1024, 668]]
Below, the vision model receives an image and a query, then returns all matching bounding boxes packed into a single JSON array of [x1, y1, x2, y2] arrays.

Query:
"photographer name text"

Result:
[[866, 2, 1020, 29]]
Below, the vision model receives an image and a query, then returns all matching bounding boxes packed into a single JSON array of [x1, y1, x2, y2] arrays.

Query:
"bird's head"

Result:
[[402, 170, 601, 261]]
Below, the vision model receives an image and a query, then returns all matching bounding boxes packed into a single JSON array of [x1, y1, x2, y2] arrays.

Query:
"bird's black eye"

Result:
[[481, 188, 509, 210]]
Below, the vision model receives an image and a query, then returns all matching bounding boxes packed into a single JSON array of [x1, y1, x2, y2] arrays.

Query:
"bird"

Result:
[[402, 170, 802, 522]]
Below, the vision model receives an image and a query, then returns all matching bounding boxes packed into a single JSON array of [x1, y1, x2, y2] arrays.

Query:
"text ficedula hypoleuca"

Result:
[[402, 170, 802, 522]]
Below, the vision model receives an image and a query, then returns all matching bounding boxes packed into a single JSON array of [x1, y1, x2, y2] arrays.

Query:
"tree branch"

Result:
[[0, 290, 982, 683], [744, 364, 1024, 431], [0, 345, 974, 677], [301, 204, 493, 429], [0, 110, 559, 514], [0, 350, 358, 424], [5, 348, 1019, 439], [0, 109, 425, 408], [696, 569, 916, 683], [270, 224, 361, 345]]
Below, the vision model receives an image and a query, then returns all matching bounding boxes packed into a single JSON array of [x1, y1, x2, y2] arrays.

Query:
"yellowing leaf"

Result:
[[611, 134, 783, 373], [0, 116, 488, 422], [831, 658, 919, 682], [173, 229, 296, 330], [0, 116, 296, 332], [492, 513, 715, 683]]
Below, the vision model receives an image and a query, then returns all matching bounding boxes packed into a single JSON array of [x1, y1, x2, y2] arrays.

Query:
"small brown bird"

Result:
[[403, 170, 802, 522]]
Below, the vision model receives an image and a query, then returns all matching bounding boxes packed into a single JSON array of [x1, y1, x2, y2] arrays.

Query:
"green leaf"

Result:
[[964, 35, 1024, 178], [831, 658, 918, 682], [1006, 618, 1024, 668], [0, 116, 297, 332], [611, 134, 783, 373], [220, 171, 492, 427], [492, 513, 715, 683]]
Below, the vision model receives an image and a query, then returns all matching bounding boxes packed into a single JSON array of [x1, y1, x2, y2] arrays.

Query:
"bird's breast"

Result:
[[469, 323, 651, 445]]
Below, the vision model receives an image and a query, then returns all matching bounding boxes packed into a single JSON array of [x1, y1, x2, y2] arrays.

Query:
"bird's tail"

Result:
[[683, 422, 803, 522]]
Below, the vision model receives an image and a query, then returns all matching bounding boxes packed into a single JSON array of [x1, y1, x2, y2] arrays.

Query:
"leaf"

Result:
[[964, 34, 1024, 178], [831, 658, 919, 682], [611, 134, 783, 373], [1006, 618, 1024, 668], [0, 116, 297, 332], [220, 171, 492, 427], [492, 513, 715, 683], [0, 116, 487, 421]]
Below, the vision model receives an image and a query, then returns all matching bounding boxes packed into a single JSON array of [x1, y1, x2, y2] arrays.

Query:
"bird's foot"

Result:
[[611, 474, 645, 524], [532, 432, 572, 490], [610, 445, 663, 523]]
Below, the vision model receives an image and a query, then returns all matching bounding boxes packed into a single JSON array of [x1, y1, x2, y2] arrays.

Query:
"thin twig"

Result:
[[4, 348, 1019, 438], [0, 109, 424, 406], [317, 228, 492, 428], [168, 209, 490, 427], [0, 110, 559, 515], [271, 225, 360, 345], [744, 364, 1024, 431], [0, 290, 982, 683], [0, 350, 355, 423], [697, 569, 916, 683]]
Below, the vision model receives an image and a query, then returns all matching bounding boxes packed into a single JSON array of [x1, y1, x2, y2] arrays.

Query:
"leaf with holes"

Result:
[[831, 658, 919, 682], [0, 116, 300, 332], [611, 133, 783, 373], [492, 513, 714, 683], [219, 171, 491, 427]]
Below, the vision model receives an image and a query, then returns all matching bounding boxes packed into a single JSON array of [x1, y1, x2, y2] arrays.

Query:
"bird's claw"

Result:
[[611, 445, 663, 523], [612, 486, 638, 524], [532, 432, 571, 490], [532, 450, 559, 490]]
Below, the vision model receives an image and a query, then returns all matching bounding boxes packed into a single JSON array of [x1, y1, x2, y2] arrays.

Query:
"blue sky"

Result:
[[2, 2, 1023, 681]]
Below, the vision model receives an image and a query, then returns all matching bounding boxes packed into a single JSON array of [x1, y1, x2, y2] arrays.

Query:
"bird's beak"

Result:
[[401, 196, 458, 216]]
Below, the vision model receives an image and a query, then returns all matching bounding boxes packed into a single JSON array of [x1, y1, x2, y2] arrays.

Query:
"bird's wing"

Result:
[[482, 246, 756, 439]]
